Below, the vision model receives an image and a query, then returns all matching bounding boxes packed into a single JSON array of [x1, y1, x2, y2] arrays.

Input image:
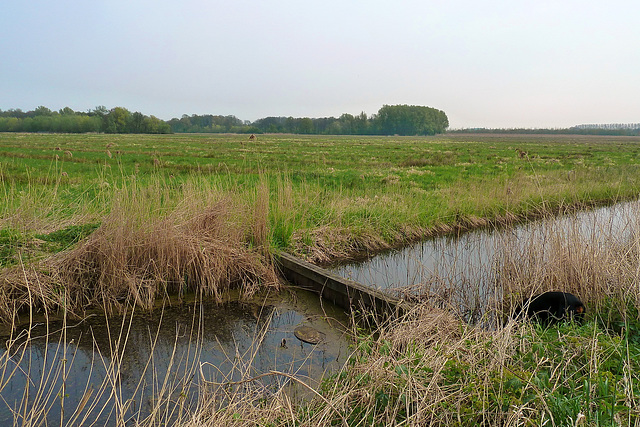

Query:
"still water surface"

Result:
[[330, 201, 638, 319], [0, 288, 350, 425]]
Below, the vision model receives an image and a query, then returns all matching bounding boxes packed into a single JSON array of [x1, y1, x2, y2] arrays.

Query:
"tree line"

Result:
[[0, 106, 171, 134], [448, 126, 640, 136], [172, 105, 449, 136], [0, 104, 449, 136]]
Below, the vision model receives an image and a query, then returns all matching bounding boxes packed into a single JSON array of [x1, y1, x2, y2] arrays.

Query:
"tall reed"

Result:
[[496, 201, 640, 323], [0, 176, 279, 323]]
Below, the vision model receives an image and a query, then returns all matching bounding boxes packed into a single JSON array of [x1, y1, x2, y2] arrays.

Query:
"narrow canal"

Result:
[[330, 200, 638, 322], [1, 199, 637, 424]]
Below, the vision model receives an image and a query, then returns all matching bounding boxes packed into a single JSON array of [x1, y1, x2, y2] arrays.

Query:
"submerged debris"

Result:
[[294, 325, 325, 344]]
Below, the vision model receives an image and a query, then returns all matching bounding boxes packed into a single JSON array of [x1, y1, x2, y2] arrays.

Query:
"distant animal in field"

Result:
[[513, 291, 585, 324], [249, 134, 256, 141], [516, 148, 528, 159]]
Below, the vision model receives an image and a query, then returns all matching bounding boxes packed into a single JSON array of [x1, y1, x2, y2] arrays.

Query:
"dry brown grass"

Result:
[[271, 305, 517, 426], [495, 205, 640, 322], [247, 301, 637, 426], [0, 179, 280, 323], [211, 205, 640, 426]]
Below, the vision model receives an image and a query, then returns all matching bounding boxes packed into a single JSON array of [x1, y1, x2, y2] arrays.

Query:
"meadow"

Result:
[[1, 132, 640, 425], [3, 132, 640, 264]]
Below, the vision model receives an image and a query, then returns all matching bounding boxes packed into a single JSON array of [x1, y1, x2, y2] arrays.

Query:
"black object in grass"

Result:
[[514, 291, 586, 324]]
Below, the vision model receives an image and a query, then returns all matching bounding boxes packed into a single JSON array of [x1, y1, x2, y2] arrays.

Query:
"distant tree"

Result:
[[167, 114, 247, 133], [76, 115, 101, 132], [0, 103, 452, 136], [299, 117, 315, 134], [143, 115, 171, 134], [0, 105, 164, 134], [338, 113, 355, 134], [3, 109, 27, 119], [374, 104, 448, 135], [34, 106, 53, 116], [105, 107, 131, 133], [311, 117, 336, 134], [90, 106, 109, 117], [59, 106, 75, 116], [354, 112, 369, 134], [284, 117, 298, 133], [326, 120, 344, 135], [253, 117, 286, 133], [176, 115, 192, 132], [128, 111, 145, 133], [0, 117, 21, 131]]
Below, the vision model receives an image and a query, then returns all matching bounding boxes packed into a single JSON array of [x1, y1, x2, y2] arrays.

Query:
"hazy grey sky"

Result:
[[2, 0, 638, 128]]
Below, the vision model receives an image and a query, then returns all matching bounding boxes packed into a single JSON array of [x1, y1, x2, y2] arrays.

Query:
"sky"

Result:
[[1, 0, 639, 129]]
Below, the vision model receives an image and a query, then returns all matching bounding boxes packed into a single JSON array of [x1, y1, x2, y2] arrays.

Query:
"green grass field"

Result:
[[2, 132, 640, 264]]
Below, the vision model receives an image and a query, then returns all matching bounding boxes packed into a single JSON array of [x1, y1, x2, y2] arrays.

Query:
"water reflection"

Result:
[[330, 201, 640, 321], [0, 288, 351, 425]]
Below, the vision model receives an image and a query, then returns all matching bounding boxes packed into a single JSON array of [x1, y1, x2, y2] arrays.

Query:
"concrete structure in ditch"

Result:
[[277, 252, 412, 317]]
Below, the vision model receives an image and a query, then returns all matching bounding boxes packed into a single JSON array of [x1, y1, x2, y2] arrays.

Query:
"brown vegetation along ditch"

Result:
[[495, 209, 640, 322], [176, 207, 640, 426], [0, 181, 279, 324], [2, 198, 640, 425]]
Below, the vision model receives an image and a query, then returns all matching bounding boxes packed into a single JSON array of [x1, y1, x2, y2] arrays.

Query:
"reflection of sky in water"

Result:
[[330, 201, 639, 319], [0, 289, 350, 425]]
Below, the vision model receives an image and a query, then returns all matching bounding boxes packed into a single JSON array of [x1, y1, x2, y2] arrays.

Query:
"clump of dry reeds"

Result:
[[0, 178, 280, 323], [56, 202, 278, 313], [382, 304, 464, 352], [242, 301, 637, 426], [249, 305, 513, 426]]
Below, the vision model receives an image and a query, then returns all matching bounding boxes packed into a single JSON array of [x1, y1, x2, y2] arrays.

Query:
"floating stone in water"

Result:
[[294, 325, 325, 344]]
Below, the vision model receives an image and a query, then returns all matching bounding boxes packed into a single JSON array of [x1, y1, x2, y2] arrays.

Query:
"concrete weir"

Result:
[[276, 252, 412, 317]]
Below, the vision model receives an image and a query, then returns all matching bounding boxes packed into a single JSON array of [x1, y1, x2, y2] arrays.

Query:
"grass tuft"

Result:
[[0, 178, 279, 323]]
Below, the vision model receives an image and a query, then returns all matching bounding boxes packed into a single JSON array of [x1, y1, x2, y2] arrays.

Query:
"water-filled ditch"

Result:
[[2, 200, 637, 424], [330, 200, 639, 322], [0, 288, 351, 425]]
